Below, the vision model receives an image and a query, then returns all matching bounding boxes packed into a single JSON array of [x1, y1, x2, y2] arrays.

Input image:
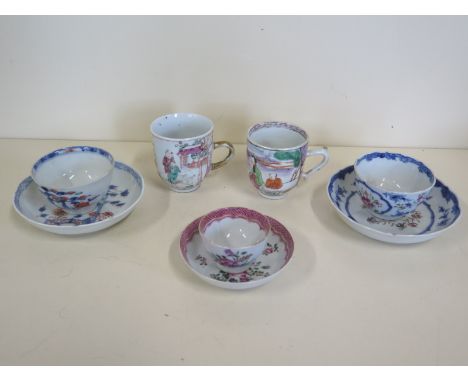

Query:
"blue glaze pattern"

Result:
[[354, 152, 435, 219], [355, 152, 435, 183], [31, 146, 115, 211], [39, 186, 102, 210], [36, 183, 129, 226], [32, 146, 114, 172], [14, 177, 33, 210], [14, 161, 142, 227], [328, 165, 460, 237], [115, 161, 143, 188]]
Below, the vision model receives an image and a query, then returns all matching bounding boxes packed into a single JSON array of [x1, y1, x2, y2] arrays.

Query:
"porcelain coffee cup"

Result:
[[354, 152, 436, 220], [150, 113, 235, 192], [247, 121, 329, 199], [31, 146, 114, 211], [198, 207, 270, 272]]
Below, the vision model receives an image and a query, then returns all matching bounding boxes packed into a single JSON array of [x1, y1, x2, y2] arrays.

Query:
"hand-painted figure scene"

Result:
[[160, 137, 211, 191], [247, 145, 306, 197]]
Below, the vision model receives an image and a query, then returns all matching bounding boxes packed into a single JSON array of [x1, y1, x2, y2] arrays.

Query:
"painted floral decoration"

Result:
[[39, 187, 101, 210], [359, 189, 382, 210], [367, 210, 423, 230], [37, 184, 129, 226], [213, 249, 254, 268], [263, 242, 279, 255], [195, 255, 208, 267], [210, 262, 271, 283]]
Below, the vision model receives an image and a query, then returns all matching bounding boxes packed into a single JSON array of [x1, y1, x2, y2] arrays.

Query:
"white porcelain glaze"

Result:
[[198, 207, 270, 272], [249, 126, 307, 149], [150, 113, 234, 192], [31, 146, 114, 211], [204, 217, 266, 246], [34, 152, 112, 187], [354, 152, 436, 220], [14, 161, 144, 235]]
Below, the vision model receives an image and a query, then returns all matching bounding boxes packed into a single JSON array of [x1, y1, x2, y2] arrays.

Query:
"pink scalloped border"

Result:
[[268, 217, 294, 262], [198, 207, 271, 235], [180, 217, 201, 258], [180, 215, 294, 264]]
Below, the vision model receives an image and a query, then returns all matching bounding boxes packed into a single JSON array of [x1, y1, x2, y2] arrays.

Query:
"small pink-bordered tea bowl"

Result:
[[198, 207, 271, 272]]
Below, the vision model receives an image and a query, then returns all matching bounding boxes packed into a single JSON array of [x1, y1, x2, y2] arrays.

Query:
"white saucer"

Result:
[[327, 165, 461, 244], [180, 215, 294, 290], [13, 161, 144, 235]]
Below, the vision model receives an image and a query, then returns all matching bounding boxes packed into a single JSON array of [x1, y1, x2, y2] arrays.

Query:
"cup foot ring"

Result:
[[258, 191, 286, 200]]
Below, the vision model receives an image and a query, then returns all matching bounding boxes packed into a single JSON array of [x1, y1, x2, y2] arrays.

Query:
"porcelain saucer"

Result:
[[13, 161, 144, 235], [180, 215, 294, 290], [327, 165, 461, 244]]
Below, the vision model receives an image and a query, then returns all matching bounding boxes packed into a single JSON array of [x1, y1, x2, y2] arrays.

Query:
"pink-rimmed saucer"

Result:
[[180, 215, 294, 290]]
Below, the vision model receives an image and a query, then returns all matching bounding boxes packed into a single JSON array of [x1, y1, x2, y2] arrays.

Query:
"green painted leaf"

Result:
[[273, 150, 301, 167]]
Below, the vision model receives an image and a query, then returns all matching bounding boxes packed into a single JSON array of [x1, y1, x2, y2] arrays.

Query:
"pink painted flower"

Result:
[[264, 247, 274, 255], [218, 257, 238, 267], [361, 194, 374, 209]]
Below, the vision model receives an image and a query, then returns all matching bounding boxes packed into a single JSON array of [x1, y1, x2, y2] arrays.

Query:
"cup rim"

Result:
[[198, 207, 271, 250], [150, 112, 214, 142], [247, 121, 309, 151], [353, 151, 436, 195], [31, 146, 115, 191]]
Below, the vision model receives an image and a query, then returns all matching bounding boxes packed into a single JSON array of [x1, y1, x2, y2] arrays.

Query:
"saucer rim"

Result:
[[327, 165, 462, 239], [13, 161, 145, 232], [179, 215, 294, 289]]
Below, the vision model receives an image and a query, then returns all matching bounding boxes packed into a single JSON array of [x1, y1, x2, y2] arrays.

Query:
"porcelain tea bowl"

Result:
[[31, 146, 115, 211], [198, 207, 271, 272], [354, 152, 436, 220]]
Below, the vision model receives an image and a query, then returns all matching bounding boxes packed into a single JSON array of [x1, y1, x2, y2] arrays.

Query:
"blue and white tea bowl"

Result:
[[354, 152, 436, 220], [31, 146, 114, 211], [327, 165, 461, 244]]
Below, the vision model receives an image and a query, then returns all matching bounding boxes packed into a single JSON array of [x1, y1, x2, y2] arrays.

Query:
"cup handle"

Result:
[[211, 141, 235, 171], [301, 146, 329, 179]]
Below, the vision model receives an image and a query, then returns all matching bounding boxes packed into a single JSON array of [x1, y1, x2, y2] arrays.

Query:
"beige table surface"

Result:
[[1, 139, 467, 365]]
